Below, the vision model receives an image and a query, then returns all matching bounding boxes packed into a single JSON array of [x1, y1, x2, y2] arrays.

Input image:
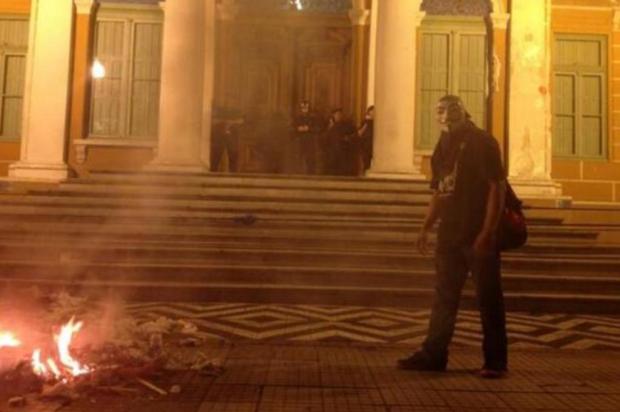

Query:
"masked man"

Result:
[[398, 95, 508, 379]]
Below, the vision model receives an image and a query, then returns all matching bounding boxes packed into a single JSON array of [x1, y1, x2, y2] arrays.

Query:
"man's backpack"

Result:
[[498, 183, 527, 250]]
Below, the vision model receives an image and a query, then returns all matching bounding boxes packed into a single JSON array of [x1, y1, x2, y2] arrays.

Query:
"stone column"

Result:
[[9, 0, 75, 181], [507, 0, 562, 198], [368, 0, 425, 179], [348, 0, 370, 125], [150, 0, 215, 172]]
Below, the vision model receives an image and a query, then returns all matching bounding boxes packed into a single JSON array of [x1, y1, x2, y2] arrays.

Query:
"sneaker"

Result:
[[397, 351, 447, 371], [479, 367, 507, 379]]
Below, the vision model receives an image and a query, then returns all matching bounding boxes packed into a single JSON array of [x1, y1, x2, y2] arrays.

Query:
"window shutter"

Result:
[[456, 33, 486, 128], [416, 32, 450, 149], [130, 22, 162, 138], [0, 18, 28, 140], [580, 74, 604, 157], [553, 73, 576, 155], [91, 20, 126, 137], [0, 55, 26, 138], [553, 35, 607, 159]]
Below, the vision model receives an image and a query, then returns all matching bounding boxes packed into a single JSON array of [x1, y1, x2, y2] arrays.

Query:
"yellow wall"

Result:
[[0, 0, 29, 14], [551, 0, 620, 202]]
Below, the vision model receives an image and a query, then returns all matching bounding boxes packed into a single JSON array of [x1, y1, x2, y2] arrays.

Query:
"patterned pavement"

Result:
[[18, 343, 620, 412], [126, 302, 620, 351]]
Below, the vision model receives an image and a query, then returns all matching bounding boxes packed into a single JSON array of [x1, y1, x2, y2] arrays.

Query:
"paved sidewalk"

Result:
[[31, 342, 620, 412]]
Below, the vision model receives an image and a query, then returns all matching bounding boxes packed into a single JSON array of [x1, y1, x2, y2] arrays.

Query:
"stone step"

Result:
[[0, 191, 567, 228], [74, 171, 431, 192], [33, 183, 432, 204], [0, 257, 618, 294], [0, 229, 614, 255], [0, 203, 598, 240], [0, 194, 428, 217], [0, 219, 601, 253], [0, 242, 617, 277], [1, 274, 619, 314]]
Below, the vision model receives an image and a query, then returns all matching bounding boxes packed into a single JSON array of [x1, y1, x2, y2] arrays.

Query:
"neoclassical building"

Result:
[[0, 0, 619, 202]]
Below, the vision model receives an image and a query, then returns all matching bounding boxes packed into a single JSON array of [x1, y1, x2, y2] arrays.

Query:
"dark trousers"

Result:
[[298, 136, 316, 174], [422, 246, 508, 370]]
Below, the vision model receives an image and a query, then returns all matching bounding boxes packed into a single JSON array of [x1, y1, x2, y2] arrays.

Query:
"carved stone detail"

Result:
[[421, 0, 491, 16], [74, 0, 97, 15], [348, 8, 369, 26], [490, 12, 510, 30]]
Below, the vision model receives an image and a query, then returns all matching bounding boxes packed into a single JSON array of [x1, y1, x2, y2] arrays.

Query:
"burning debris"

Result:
[[0, 292, 225, 409]]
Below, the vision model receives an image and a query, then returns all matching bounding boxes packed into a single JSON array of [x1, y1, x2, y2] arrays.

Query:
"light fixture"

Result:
[[91, 58, 106, 79], [292, 0, 303, 11]]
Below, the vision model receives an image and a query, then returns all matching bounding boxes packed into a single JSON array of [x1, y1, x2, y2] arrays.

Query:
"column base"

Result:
[[366, 158, 428, 180], [8, 162, 70, 181], [509, 178, 572, 207]]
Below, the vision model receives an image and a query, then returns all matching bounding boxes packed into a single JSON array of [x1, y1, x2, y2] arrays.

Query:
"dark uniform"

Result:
[[211, 121, 240, 173], [358, 118, 374, 171], [325, 118, 356, 175], [292, 112, 321, 174]]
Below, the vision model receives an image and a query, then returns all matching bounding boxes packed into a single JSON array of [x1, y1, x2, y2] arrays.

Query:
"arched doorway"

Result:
[[212, 0, 356, 175]]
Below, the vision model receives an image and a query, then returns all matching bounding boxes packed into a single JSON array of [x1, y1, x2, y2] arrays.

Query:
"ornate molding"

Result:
[[421, 0, 491, 16], [348, 7, 370, 26], [74, 0, 97, 15], [490, 12, 510, 30]]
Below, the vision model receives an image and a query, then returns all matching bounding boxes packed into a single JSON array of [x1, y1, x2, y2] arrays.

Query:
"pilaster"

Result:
[[507, 0, 563, 199]]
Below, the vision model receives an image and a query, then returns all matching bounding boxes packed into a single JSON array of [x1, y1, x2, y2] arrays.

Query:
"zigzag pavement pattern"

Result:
[[125, 302, 620, 350]]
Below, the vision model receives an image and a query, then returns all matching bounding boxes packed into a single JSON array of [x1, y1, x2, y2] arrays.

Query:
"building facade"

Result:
[[0, 0, 619, 202]]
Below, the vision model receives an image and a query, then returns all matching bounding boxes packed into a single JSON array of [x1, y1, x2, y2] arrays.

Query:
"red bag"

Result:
[[498, 183, 527, 250]]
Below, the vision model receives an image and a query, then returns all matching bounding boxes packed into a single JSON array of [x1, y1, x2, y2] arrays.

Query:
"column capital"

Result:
[[217, 0, 239, 21], [490, 12, 510, 30], [348, 8, 370, 26], [413, 11, 426, 27], [73, 0, 97, 15]]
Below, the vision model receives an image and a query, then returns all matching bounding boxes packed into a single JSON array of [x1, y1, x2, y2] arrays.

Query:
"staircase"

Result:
[[0, 172, 619, 313]]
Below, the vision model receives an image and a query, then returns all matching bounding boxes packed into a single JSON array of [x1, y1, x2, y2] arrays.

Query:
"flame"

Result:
[[31, 349, 48, 376], [0, 331, 21, 348], [30, 318, 92, 381], [55, 318, 90, 377], [46, 359, 62, 380]]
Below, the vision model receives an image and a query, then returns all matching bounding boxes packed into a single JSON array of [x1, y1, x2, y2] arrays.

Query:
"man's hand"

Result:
[[473, 230, 495, 257], [416, 229, 430, 255]]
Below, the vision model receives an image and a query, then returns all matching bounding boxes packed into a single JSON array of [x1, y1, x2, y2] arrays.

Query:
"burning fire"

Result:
[[0, 331, 21, 348], [2, 317, 91, 382]]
